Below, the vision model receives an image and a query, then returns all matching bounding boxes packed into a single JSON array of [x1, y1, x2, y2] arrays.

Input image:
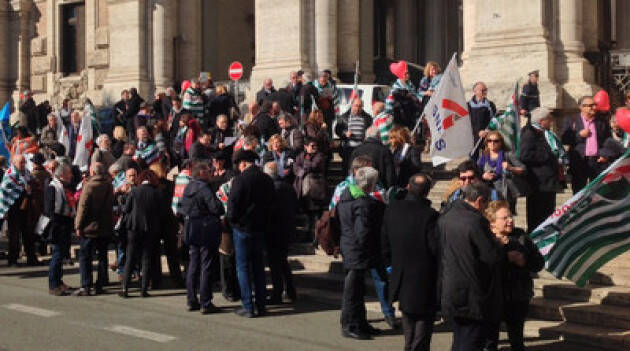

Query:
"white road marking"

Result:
[[3, 303, 60, 317], [104, 325, 177, 343]]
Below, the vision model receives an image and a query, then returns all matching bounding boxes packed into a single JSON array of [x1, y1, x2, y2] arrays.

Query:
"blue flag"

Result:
[[0, 102, 11, 162]]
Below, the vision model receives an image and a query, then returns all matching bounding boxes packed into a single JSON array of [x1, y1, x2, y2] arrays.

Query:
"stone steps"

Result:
[[539, 322, 630, 350]]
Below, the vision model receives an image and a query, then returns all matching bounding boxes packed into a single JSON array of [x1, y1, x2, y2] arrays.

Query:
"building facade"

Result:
[[0, 0, 628, 114]]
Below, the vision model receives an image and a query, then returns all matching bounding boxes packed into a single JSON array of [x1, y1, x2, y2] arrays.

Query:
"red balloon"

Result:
[[616, 108, 630, 134], [181, 80, 191, 93], [594, 90, 610, 112], [389, 60, 408, 80]]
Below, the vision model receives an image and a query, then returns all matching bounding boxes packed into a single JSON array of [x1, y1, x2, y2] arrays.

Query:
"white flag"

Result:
[[423, 54, 474, 166], [54, 111, 70, 155], [73, 111, 93, 172]]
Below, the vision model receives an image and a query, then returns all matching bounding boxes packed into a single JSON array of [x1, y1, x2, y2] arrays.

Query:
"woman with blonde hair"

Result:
[[112, 126, 127, 159], [263, 134, 295, 181], [484, 200, 544, 351], [418, 61, 443, 103], [477, 131, 526, 213], [389, 126, 423, 187], [304, 110, 330, 156]]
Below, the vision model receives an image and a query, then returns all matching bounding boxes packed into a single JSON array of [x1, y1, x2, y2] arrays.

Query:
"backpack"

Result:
[[314, 208, 341, 256]]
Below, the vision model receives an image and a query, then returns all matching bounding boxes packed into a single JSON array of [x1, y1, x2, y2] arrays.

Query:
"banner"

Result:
[[73, 110, 93, 172], [423, 54, 474, 166], [487, 81, 520, 155], [531, 148, 630, 286]]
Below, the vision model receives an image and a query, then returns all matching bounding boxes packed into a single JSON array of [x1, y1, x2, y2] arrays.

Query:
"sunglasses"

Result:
[[581, 103, 596, 107], [487, 139, 501, 143], [460, 176, 475, 181]]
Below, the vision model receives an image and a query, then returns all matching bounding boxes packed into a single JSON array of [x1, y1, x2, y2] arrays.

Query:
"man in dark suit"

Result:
[[382, 173, 439, 351], [256, 78, 276, 106], [562, 96, 614, 194], [227, 150, 276, 317]]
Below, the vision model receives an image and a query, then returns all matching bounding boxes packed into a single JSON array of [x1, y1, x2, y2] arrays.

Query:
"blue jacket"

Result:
[[180, 178, 224, 246]]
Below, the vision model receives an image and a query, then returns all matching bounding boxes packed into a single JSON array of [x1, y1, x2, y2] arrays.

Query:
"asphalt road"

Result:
[[0, 262, 456, 351]]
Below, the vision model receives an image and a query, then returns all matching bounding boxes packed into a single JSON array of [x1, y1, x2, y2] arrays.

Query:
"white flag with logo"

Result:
[[73, 110, 93, 172], [423, 54, 474, 166]]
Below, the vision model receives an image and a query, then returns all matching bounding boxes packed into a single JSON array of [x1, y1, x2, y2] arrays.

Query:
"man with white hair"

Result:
[[298, 72, 319, 120], [256, 78, 276, 106], [91, 134, 116, 172], [336, 166, 385, 340], [350, 125, 395, 188]]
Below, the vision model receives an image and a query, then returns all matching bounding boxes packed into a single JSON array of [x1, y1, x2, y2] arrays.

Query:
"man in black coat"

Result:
[[189, 131, 215, 160], [179, 161, 225, 314], [382, 173, 438, 351], [561, 95, 614, 194], [268, 87, 295, 115], [439, 182, 506, 351], [298, 73, 319, 121], [20, 90, 39, 135], [519, 107, 562, 232], [123, 87, 144, 139], [251, 102, 280, 142], [519, 71, 540, 117], [227, 150, 276, 318], [256, 78, 276, 106], [263, 161, 297, 304], [337, 166, 385, 340], [350, 126, 395, 188]]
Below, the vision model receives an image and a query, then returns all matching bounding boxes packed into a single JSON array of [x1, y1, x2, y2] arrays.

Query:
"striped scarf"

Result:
[[216, 178, 233, 212], [112, 170, 126, 190], [385, 79, 418, 114], [0, 165, 27, 218], [532, 123, 568, 165], [171, 170, 191, 215], [329, 175, 385, 210], [50, 177, 73, 217], [418, 74, 443, 97], [372, 112, 393, 145], [183, 87, 204, 117], [312, 80, 340, 115], [135, 140, 159, 165]]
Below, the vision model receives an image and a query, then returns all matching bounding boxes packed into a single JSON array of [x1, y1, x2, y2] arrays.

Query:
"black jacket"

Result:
[[267, 179, 298, 251], [501, 228, 545, 303], [439, 200, 505, 322], [335, 110, 373, 143], [256, 87, 276, 106], [467, 96, 497, 143], [350, 138, 395, 188], [393, 143, 423, 187], [298, 83, 319, 116], [251, 112, 280, 141], [382, 194, 439, 316], [124, 183, 168, 234], [189, 141, 214, 160], [337, 187, 385, 270], [123, 92, 144, 131], [227, 165, 275, 233], [269, 88, 295, 115], [207, 94, 232, 123], [561, 114, 615, 161], [519, 125, 561, 193], [519, 82, 540, 114], [180, 178, 225, 246]]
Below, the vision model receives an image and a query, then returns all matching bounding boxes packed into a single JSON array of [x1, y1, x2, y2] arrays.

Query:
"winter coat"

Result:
[[392, 143, 423, 187], [467, 96, 497, 143], [256, 87, 276, 106], [292, 151, 326, 204], [75, 174, 114, 238], [226, 165, 275, 234], [180, 178, 225, 246], [251, 112, 280, 142], [501, 228, 545, 302], [350, 138, 395, 188], [561, 114, 615, 170], [382, 194, 439, 316], [337, 185, 385, 270], [519, 125, 561, 193], [124, 183, 168, 234], [438, 200, 505, 323]]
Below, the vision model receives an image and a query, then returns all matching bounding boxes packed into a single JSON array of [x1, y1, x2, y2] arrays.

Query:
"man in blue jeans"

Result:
[[44, 162, 75, 296], [227, 150, 275, 317]]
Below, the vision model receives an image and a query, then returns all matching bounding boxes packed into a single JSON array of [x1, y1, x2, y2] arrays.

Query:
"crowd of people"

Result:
[[1, 63, 630, 351]]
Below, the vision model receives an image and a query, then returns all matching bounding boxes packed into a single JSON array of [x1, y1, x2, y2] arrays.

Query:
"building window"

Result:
[[61, 3, 86, 75]]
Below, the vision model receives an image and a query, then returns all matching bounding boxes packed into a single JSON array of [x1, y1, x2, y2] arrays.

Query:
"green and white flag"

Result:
[[487, 81, 520, 155], [531, 148, 630, 286]]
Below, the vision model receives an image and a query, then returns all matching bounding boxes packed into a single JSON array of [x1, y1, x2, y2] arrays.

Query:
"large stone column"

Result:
[[555, 0, 597, 106], [337, 0, 359, 81], [0, 0, 10, 105], [359, 0, 375, 83], [177, 0, 201, 82], [460, 0, 561, 110], [15, 1, 30, 93], [315, 0, 337, 75], [102, 0, 152, 101], [249, 0, 311, 102], [153, 0, 175, 91], [395, 0, 417, 62]]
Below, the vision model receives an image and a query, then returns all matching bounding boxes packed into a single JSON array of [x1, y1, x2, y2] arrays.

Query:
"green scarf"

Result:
[[532, 123, 568, 165]]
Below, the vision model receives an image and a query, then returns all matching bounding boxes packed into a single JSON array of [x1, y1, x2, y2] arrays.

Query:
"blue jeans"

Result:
[[233, 229, 267, 313], [79, 237, 109, 289], [48, 243, 68, 289], [370, 267, 395, 318]]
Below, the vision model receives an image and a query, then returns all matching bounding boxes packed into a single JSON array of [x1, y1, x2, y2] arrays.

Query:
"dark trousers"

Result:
[[402, 312, 434, 351], [233, 229, 267, 313], [150, 230, 185, 289], [48, 242, 69, 289], [526, 191, 556, 233], [266, 242, 296, 300], [220, 253, 240, 300], [78, 237, 109, 289], [122, 231, 155, 292], [7, 206, 36, 264], [451, 318, 496, 351], [488, 301, 528, 351], [340, 144, 357, 178], [187, 244, 217, 308], [571, 156, 606, 194], [341, 269, 367, 331]]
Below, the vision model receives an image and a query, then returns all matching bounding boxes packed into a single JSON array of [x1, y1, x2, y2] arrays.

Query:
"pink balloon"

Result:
[[389, 61, 408, 80], [616, 108, 630, 134], [594, 90, 610, 112], [181, 80, 191, 93]]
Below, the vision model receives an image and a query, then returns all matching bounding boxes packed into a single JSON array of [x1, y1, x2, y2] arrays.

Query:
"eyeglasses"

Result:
[[487, 139, 501, 143], [460, 175, 475, 181], [581, 103, 596, 108]]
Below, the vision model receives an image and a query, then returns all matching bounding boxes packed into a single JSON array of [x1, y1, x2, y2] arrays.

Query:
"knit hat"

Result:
[[531, 107, 550, 124]]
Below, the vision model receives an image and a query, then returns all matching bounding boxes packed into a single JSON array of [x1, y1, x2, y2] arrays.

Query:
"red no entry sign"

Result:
[[229, 61, 243, 81]]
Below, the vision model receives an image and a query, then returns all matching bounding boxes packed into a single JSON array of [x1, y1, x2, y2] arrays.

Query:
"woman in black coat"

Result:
[[389, 126, 423, 187], [485, 200, 544, 351], [120, 170, 170, 298]]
